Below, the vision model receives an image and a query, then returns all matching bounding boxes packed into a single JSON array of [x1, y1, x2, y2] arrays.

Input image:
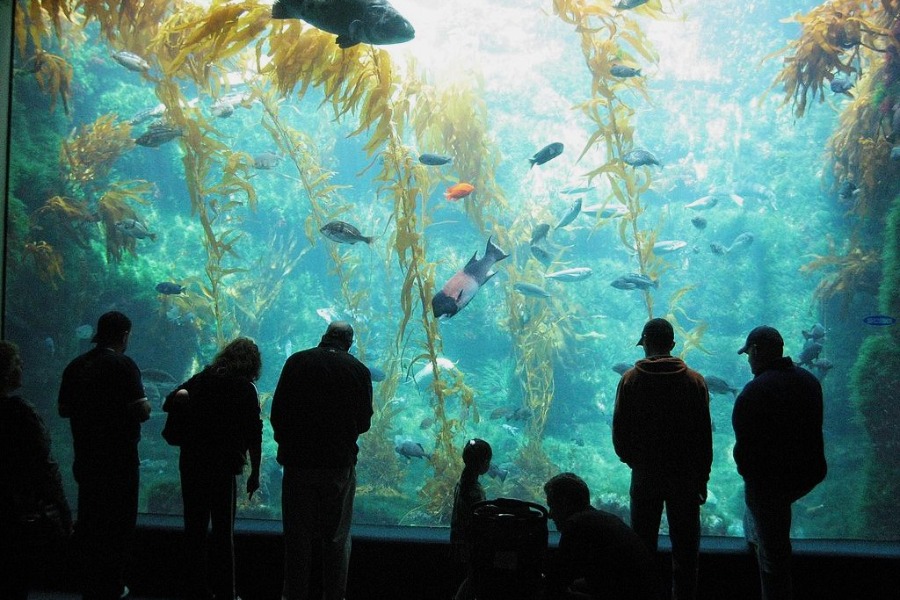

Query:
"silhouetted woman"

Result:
[[164, 337, 263, 600], [0, 340, 72, 599]]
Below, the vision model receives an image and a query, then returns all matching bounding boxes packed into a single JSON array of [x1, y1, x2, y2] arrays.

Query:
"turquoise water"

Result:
[[4, 0, 898, 540]]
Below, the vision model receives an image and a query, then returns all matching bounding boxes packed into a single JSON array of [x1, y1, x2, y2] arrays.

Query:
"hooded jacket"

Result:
[[612, 356, 712, 481]]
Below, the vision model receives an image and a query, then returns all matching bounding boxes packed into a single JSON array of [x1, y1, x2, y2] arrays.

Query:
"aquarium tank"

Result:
[[2, 0, 899, 542]]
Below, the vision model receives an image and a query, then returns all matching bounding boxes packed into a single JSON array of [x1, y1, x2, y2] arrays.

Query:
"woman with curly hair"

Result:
[[163, 337, 263, 600]]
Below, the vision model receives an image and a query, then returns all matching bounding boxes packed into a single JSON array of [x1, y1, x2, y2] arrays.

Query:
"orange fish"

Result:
[[444, 182, 475, 201]]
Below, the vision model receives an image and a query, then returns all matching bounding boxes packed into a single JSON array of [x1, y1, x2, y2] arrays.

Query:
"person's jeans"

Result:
[[180, 452, 238, 600], [281, 465, 355, 600], [743, 483, 794, 600], [630, 470, 701, 600]]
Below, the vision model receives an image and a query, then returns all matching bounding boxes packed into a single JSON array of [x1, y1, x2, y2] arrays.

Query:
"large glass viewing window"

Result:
[[3, 0, 899, 542]]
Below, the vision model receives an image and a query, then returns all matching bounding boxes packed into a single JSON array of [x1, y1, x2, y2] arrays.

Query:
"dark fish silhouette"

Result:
[[704, 375, 738, 398], [155, 282, 184, 295], [530, 223, 551, 246], [610, 273, 657, 291], [432, 237, 509, 319], [419, 153, 452, 166], [622, 148, 660, 167], [272, 0, 415, 48], [135, 123, 183, 147], [610, 64, 642, 77], [320, 221, 373, 245], [529, 142, 564, 168]]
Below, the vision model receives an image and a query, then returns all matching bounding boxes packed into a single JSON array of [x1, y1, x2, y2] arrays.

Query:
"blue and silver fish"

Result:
[[555, 198, 582, 229], [514, 282, 552, 298], [622, 148, 660, 167], [544, 267, 593, 282]]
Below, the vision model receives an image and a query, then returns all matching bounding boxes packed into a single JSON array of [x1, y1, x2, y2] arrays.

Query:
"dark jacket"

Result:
[[613, 356, 712, 482], [732, 356, 826, 500], [0, 396, 72, 538], [270, 339, 373, 469], [547, 507, 657, 600], [164, 366, 263, 474], [449, 471, 485, 563]]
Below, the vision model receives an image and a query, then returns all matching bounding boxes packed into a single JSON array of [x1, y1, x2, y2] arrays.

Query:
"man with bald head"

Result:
[[271, 321, 374, 600]]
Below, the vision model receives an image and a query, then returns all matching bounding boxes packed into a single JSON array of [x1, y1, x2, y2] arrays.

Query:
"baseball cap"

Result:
[[636, 318, 674, 347], [738, 325, 784, 354], [91, 311, 132, 344]]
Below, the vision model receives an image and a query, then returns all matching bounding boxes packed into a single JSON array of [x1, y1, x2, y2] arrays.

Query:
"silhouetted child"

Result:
[[450, 438, 493, 600]]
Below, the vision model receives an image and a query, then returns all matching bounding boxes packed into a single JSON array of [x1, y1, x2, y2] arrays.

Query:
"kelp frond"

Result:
[[78, 0, 174, 51], [767, 1, 894, 117], [61, 113, 134, 184], [24, 240, 65, 287], [801, 237, 881, 303], [154, 0, 270, 89], [97, 180, 154, 262], [15, 0, 71, 56], [21, 50, 73, 114]]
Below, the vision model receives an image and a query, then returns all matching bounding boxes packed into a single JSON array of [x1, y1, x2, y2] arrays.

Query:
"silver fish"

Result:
[[115, 219, 157, 241], [112, 50, 150, 72], [727, 232, 754, 253], [514, 282, 552, 298], [555, 198, 582, 229], [544, 267, 593, 282], [581, 203, 628, 219], [530, 245, 553, 267], [653, 240, 688, 254], [610, 273, 657, 290], [685, 195, 721, 210]]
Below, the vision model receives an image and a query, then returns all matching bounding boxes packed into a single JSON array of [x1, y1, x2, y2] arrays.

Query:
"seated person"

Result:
[[543, 472, 658, 600]]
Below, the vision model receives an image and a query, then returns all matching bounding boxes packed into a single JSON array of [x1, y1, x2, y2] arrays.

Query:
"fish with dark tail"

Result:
[[432, 237, 509, 319], [272, 0, 415, 48], [321, 221, 373, 245], [529, 142, 564, 168]]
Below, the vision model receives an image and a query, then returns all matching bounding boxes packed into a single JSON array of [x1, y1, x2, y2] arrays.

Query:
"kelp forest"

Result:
[[4, 0, 900, 540]]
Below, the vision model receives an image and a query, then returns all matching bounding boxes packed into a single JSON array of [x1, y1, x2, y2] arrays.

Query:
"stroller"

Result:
[[469, 498, 549, 600]]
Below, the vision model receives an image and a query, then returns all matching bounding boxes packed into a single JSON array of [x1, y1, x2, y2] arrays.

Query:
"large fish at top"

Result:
[[432, 237, 509, 319], [271, 0, 415, 48]]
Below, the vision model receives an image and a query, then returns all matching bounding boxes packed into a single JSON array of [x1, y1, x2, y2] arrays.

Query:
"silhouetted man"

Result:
[[58, 311, 150, 600], [613, 318, 712, 600], [271, 321, 373, 600], [733, 326, 826, 600], [543, 472, 657, 600]]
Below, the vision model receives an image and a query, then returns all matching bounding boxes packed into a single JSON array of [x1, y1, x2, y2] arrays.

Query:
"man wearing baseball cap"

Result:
[[612, 318, 712, 600], [733, 325, 827, 600]]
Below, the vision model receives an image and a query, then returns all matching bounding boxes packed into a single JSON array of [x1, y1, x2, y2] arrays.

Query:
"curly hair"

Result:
[[212, 337, 261, 381], [0, 340, 21, 384]]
